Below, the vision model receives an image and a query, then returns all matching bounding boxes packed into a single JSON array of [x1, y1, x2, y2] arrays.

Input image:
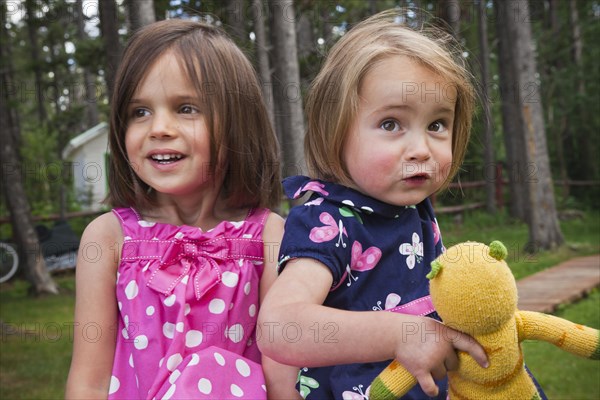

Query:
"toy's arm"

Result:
[[516, 310, 599, 359], [369, 360, 417, 400]]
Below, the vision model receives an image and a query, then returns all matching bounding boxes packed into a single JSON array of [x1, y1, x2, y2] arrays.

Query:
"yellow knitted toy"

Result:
[[370, 241, 599, 400]]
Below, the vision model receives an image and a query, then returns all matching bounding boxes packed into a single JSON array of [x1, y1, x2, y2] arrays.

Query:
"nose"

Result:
[[404, 132, 431, 161], [149, 111, 177, 140]]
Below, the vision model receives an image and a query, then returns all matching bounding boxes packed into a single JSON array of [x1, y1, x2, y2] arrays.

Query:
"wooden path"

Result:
[[517, 254, 600, 313]]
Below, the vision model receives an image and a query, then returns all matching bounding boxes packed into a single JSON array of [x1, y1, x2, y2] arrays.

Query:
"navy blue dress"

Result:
[[278, 176, 446, 399]]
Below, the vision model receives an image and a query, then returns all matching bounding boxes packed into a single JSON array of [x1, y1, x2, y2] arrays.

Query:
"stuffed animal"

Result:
[[370, 241, 599, 400]]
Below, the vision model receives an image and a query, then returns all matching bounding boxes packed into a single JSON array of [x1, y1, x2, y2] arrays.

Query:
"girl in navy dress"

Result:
[[258, 10, 488, 399]]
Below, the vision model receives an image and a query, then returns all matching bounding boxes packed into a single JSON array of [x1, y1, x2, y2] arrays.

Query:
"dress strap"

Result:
[[386, 295, 435, 317], [112, 207, 141, 237], [245, 207, 270, 226]]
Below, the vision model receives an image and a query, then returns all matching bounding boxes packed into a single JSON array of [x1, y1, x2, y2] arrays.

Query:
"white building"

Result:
[[62, 122, 109, 211]]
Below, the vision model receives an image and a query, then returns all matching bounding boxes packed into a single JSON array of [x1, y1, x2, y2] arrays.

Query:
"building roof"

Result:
[[62, 122, 108, 160]]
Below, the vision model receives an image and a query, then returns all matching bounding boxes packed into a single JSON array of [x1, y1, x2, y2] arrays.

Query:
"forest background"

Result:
[[0, 0, 599, 294]]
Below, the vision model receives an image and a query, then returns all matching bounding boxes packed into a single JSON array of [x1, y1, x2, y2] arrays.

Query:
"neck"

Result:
[[138, 191, 247, 230]]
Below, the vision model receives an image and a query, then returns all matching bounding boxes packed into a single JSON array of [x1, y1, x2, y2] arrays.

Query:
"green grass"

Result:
[[0, 209, 598, 399], [0, 275, 75, 399], [437, 209, 600, 279], [523, 289, 600, 399]]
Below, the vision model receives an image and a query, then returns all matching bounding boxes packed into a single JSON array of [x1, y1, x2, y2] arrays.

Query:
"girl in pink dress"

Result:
[[66, 19, 299, 399]]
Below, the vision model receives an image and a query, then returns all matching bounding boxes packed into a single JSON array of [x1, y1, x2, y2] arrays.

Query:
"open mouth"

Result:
[[404, 174, 429, 183], [150, 154, 184, 164]]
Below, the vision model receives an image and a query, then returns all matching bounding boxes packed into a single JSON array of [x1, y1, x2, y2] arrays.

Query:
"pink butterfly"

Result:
[[340, 241, 382, 287], [432, 219, 441, 245], [294, 181, 329, 199], [372, 293, 402, 311], [309, 212, 348, 248]]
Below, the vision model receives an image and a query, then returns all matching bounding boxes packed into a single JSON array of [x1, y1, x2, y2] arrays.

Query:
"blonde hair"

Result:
[[305, 10, 474, 189], [106, 19, 281, 210]]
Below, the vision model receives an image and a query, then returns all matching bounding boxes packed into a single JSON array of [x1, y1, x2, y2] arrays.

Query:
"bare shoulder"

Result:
[[263, 211, 285, 239], [80, 211, 123, 244]]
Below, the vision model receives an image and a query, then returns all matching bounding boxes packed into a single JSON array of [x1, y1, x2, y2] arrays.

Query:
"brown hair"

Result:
[[305, 10, 475, 190], [106, 19, 281, 210]]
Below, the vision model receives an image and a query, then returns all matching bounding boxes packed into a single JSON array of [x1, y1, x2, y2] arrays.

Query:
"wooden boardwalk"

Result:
[[517, 254, 600, 313]]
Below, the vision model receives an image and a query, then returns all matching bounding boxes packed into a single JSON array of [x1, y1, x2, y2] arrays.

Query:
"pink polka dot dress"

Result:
[[108, 207, 269, 399]]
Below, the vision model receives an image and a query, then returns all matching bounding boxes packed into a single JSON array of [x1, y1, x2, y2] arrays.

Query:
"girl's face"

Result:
[[343, 55, 456, 206], [125, 51, 215, 199]]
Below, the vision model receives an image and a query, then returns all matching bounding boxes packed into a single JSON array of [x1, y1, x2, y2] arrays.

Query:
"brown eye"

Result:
[[380, 120, 400, 132], [428, 121, 446, 133]]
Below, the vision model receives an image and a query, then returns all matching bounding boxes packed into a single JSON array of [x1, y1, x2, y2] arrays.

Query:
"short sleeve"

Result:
[[278, 202, 351, 286]]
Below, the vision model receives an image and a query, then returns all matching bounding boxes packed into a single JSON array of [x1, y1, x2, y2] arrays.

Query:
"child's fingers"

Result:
[[414, 372, 439, 397], [451, 330, 489, 368]]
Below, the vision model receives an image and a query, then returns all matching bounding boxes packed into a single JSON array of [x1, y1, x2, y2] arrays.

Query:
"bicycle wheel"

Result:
[[0, 242, 19, 283]]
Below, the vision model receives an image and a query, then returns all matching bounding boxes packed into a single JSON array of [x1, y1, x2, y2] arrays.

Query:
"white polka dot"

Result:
[[181, 275, 189, 285], [175, 232, 184, 239], [124, 315, 129, 328], [124, 236, 132, 241], [244, 282, 251, 295], [122, 328, 129, 339], [134, 335, 148, 350], [186, 330, 203, 347], [163, 322, 175, 339], [222, 271, 239, 287], [184, 303, 191, 316], [262, 384, 267, 391], [176, 322, 184, 332], [249, 304, 256, 317], [166, 353, 183, 371], [169, 370, 181, 384], [164, 294, 176, 307], [159, 357, 164, 367], [198, 378, 212, 394], [129, 354, 134, 368], [143, 261, 151, 272], [230, 384, 244, 397], [146, 306, 155, 316], [118, 301, 122, 310], [162, 384, 176, 399], [235, 359, 251, 377], [108, 375, 120, 394], [138, 220, 156, 227], [209, 298, 226, 314], [214, 352, 226, 366], [125, 280, 139, 300], [225, 324, 244, 343], [189, 353, 200, 366]]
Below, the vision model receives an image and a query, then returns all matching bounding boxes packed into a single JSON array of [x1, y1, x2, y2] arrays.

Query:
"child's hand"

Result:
[[392, 318, 488, 397]]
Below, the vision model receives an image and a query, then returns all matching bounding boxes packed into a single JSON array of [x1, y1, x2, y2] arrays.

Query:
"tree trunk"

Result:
[[438, 0, 461, 37], [0, 20, 58, 295], [24, 0, 47, 124], [127, 0, 156, 33], [75, 0, 100, 129], [501, 0, 563, 251], [226, 0, 246, 43], [251, 0, 274, 126], [476, 0, 496, 213], [548, 0, 569, 202], [99, 0, 122, 97], [569, 0, 597, 181], [495, 1, 527, 221], [270, 0, 305, 177]]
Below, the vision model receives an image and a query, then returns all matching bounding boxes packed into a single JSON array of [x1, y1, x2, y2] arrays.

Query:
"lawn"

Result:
[[0, 209, 598, 399]]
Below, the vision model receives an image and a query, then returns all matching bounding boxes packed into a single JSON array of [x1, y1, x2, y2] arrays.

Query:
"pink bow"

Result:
[[147, 238, 224, 300]]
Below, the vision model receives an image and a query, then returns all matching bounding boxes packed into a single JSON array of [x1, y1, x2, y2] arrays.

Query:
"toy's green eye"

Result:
[[489, 240, 508, 261], [427, 260, 443, 279]]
